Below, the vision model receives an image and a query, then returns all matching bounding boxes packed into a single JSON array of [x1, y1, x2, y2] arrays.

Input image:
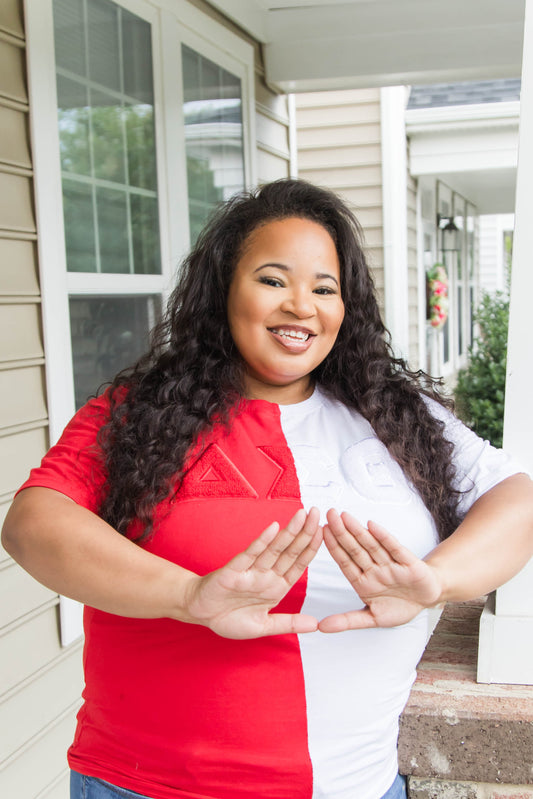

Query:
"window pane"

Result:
[[69, 295, 159, 408], [54, 0, 86, 77], [63, 179, 96, 272], [53, 0, 161, 275], [91, 89, 126, 183], [122, 8, 154, 103], [87, 0, 120, 92], [182, 44, 245, 243], [131, 194, 161, 274], [96, 187, 130, 274], [125, 102, 157, 191], [57, 76, 91, 175]]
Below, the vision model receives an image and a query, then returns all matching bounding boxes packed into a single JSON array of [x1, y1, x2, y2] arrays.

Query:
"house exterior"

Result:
[[1, 0, 532, 796], [0, 0, 294, 794], [295, 79, 521, 383]]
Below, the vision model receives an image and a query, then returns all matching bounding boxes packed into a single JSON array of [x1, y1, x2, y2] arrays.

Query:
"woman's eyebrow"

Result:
[[253, 262, 289, 274], [253, 263, 339, 286]]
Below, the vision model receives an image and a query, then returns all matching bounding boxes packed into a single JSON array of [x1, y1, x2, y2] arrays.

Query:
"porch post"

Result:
[[477, 0, 533, 685], [380, 86, 410, 359]]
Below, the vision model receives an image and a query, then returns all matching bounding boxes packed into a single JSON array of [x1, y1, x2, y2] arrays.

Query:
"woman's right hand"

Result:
[[184, 507, 322, 639]]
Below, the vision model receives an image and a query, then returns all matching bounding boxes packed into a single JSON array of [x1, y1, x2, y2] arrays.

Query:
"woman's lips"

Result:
[[268, 326, 316, 352]]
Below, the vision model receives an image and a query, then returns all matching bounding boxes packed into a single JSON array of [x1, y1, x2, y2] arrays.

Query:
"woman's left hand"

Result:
[[319, 509, 442, 632]]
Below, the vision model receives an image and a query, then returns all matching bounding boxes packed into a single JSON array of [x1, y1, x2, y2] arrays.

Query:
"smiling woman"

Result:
[[3, 179, 533, 799], [227, 217, 345, 403]]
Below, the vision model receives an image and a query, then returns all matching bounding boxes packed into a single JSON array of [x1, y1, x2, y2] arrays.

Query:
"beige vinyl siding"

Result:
[[1, 2, 290, 797], [255, 79, 291, 184], [295, 89, 384, 309], [0, 2, 83, 797]]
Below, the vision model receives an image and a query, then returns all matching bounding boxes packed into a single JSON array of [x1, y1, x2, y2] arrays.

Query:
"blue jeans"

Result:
[[70, 772, 152, 798], [381, 773, 407, 799], [71, 770, 407, 799]]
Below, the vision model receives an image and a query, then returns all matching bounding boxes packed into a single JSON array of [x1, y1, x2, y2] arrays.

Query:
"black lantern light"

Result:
[[437, 214, 461, 252]]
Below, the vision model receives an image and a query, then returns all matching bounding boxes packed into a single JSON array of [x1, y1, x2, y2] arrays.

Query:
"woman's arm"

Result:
[[2, 487, 322, 638], [425, 473, 533, 601], [318, 473, 533, 632]]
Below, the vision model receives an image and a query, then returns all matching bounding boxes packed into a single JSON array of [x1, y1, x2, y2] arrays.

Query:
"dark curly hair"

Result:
[[98, 178, 462, 541]]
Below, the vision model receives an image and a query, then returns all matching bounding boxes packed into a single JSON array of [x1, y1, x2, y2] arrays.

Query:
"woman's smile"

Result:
[[227, 217, 345, 404], [268, 324, 316, 351]]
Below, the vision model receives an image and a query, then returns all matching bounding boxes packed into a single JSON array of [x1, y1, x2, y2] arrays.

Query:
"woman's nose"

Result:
[[280, 291, 314, 317]]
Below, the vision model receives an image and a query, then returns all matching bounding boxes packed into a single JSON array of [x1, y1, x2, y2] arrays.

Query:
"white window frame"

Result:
[[24, 0, 255, 645]]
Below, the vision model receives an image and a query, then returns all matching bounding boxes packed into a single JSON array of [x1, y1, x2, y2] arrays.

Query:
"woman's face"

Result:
[[227, 217, 345, 404]]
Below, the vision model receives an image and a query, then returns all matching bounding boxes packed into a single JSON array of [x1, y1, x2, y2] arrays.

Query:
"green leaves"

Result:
[[455, 290, 509, 448]]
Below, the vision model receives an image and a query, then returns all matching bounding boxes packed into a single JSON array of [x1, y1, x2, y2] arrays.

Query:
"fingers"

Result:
[[228, 507, 322, 580], [318, 609, 377, 634], [264, 612, 319, 636], [227, 520, 281, 572], [253, 507, 322, 579], [365, 519, 418, 566], [324, 510, 417, 572]]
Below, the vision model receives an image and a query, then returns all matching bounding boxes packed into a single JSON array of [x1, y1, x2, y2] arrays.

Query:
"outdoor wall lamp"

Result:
[[437, 214, 461, 252]]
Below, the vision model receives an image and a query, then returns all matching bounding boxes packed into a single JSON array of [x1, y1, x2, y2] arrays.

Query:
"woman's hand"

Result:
[[318, 510, 441, 633], [185, 507, 323, 639]]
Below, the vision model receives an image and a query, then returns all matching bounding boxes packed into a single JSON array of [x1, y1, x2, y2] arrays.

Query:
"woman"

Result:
[[3, 179, 533, 799]]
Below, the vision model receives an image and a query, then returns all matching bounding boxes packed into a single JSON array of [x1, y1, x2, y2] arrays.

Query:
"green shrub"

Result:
[[454, 290, 509, 447]]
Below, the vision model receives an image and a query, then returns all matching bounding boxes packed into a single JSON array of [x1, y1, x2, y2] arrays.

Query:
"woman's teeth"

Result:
[[271, 328, 310, 341]]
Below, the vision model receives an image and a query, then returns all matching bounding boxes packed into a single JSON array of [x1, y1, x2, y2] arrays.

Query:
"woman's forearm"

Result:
[[425, 473, 533, 604], [1, 487, 200, 621]]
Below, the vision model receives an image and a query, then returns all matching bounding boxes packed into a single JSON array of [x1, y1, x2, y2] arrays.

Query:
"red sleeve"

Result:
[[17, 393, 112, 512]]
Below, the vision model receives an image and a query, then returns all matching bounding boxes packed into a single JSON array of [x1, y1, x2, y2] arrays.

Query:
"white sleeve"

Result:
[[424, 398, 528, 515]]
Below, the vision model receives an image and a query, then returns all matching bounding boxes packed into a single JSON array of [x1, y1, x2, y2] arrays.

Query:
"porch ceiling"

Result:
[[208, 0, 525, 92]]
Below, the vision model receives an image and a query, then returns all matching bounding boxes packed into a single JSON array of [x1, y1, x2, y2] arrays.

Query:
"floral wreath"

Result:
[[426, 263, 449, 330]]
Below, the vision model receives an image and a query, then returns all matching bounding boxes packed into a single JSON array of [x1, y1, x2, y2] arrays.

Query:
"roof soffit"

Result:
[[207, 0, 525, 91]]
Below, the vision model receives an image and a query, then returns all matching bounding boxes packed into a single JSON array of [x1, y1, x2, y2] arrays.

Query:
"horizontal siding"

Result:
[[299, 163, 382, 191], [0, 4, 292, 799], [0, 0, 24, 38], [295, 88, 381, 108], [0, 504, 11, 564], [0, 426, 50, 500], [0, 38, 27, 104], [37, 771, 71, 799], [0, 365, 47, 430], [0, 172, 36, 234], [0, 560, 57, 629], [0, 702, 80, 799], [0, 104, 31, 169], [0, 302, 44, 363], [298, 121, 381, 149], [255, 74, 291, 184], [298, 142, 382, 171], [0, 604, 64, 696], [0, 645, 83, 763], [295, 88, 384, 312], [0, 5, 82, 799], [0, 238, 40, 294]]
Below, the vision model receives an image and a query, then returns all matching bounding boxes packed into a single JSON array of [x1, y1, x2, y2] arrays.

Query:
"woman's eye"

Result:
[[314, 286, 336, 295], [259, 276, 284, 288]]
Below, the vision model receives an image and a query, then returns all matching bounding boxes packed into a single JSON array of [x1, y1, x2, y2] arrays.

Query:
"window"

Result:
[[436, 181, 476, 378], [182, 44, 245, 243], [53, 0, 163, 407], [31, 0, 254, 415], [27, 0, 255, 643]]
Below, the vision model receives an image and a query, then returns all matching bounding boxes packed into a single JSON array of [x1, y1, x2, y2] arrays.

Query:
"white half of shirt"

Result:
[[278, 387, 521, 799]]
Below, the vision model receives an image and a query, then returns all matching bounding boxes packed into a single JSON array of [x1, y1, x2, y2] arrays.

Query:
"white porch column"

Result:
[[380, 86, 410, 360], [477, 0, 533, 685]]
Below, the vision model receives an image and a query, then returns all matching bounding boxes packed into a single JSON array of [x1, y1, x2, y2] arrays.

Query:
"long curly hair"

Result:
[[98, 178, 462, 541]]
